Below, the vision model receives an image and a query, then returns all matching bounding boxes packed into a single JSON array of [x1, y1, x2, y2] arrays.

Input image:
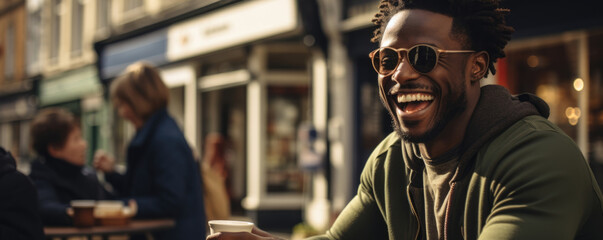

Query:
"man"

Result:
[[0, 147, 45, 239], [208, 0, 603, 239]]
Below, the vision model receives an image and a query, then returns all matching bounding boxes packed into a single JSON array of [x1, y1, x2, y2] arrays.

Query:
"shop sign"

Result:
[[167, 0, 298, 61], [39, 65, 102, 106], [0, 96, 37, 122], [160, 64, 195, 88], [100, 29, 168, 81]]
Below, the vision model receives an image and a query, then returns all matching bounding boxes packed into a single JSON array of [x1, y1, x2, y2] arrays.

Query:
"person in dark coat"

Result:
[[94, 62, 206, 240], [0, 146, 45, 239], [28, 108, 113, 226]]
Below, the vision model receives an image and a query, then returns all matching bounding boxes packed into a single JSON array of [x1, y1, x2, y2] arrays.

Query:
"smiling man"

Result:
[[208, 0, 603, 239]]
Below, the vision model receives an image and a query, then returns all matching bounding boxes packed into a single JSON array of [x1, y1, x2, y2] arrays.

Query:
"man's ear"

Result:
[[470, 51, 489, 83], [47, 145, 60, 158]]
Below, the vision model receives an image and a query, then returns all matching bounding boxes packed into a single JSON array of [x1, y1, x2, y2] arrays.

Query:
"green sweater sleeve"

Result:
[[478, 122, 602, 239]]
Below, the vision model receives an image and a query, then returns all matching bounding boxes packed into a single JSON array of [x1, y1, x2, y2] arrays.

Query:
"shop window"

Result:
[[4, 22, 15, 81], [201, 86, 247, 214], [50, 0, 62, 64], [124, 0, 143, 12], [265, 86, 309, 193], [71, 0, 84, 58], [96, 0, 110, 31], [27, 2, 42, 74], [120, 0, 144, 24], [506, 40, 579, 139]]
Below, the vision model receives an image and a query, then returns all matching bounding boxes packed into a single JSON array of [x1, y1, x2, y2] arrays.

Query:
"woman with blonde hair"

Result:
[[94, 62, 206, 240]]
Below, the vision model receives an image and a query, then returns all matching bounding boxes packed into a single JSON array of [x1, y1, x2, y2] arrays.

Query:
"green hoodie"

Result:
[[310, 85, 603, 240]]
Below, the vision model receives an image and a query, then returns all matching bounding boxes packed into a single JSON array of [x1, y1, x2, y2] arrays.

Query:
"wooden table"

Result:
[[44, 219, 175, 240]]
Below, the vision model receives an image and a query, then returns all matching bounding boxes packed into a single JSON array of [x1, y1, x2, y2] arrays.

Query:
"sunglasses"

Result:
[[369, 44, 475, 76]]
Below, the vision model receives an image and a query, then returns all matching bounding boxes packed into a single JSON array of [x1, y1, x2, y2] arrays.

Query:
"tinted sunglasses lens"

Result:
[[408, 45, 437, 73], [373, 48, 399, 75]]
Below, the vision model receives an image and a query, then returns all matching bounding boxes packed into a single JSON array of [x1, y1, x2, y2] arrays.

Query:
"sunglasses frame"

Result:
[[369, 44, 475, 76]]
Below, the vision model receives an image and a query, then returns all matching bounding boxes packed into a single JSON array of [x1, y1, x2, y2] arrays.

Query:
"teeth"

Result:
[[396, 93, 434, 103]]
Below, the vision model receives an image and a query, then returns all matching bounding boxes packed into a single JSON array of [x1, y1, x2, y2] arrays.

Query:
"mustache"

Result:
[[388, 83, 433, 94]]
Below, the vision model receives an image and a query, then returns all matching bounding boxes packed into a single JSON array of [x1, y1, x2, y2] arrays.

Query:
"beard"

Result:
[[391, 84, 468, 143]]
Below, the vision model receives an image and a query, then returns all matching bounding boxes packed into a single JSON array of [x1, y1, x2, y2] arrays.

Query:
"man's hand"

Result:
[[206, 227, 285, 240], [93, 149, 115, 173]]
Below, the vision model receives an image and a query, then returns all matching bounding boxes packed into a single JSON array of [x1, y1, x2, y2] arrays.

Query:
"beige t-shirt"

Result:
[[421, 149, 460, 240]]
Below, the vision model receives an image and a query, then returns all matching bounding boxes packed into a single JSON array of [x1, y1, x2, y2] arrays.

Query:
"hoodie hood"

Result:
[[403, 85, 550, 181], [0, 147, 17, 177]]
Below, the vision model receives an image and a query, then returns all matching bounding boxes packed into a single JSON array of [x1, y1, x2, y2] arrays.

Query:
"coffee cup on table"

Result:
[[70, 200, 96, 227], [208, 220, 254, 234], [94, 200, 124, 218]]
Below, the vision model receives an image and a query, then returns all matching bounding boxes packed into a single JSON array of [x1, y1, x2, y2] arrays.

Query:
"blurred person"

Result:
[[208, 0, 603, 239], [201, 133, 231, 221], [94, 62, 206, 240], [28, 108, 114, 226], [0, 146, 44, 239], [203, 133, 230, 180]]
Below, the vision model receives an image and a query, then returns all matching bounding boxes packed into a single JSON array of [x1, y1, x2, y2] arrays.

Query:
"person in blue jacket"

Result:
[[94, 62, 206, 240]]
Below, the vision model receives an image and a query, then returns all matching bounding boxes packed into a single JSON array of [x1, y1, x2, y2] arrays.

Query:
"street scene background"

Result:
[[0, 0, 602, 237]]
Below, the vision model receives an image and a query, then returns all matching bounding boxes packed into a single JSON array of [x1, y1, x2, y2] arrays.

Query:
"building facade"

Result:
[[0, 0, 37, 170], [34, 0, 110, 165], [6, 0, 598, 234], [95, 0, 331, 230]]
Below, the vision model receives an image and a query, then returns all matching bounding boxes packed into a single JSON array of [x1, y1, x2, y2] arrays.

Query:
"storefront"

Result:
[[0, 81, 37, 171], [94, 0, 329, 229], [166, 0, 328, 229], [501, 0, 603, 172]]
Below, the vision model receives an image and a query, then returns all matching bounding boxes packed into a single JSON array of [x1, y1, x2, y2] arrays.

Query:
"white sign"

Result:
[[167, 0, 299, 61], [160, 64, 195, 87]]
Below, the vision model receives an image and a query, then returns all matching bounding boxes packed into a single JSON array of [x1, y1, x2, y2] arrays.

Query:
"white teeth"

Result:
[[396, 93, 434, 103]]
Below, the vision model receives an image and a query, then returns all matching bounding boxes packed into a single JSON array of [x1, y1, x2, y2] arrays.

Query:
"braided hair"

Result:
[[371, 0, 514, 77]]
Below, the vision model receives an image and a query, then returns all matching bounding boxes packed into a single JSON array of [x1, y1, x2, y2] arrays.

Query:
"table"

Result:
[[44, 219, 175, 240]]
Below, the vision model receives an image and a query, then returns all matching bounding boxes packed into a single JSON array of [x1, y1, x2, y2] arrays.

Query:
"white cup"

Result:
[[94, 200, 124, 218], [208, 220, 254, 234]]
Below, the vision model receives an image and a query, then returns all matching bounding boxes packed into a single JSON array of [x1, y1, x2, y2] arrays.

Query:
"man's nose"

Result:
[[391, 57, 420, 84]]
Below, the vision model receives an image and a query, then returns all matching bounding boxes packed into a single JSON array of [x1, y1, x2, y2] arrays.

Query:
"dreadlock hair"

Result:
[[371, 0, 514, 77]]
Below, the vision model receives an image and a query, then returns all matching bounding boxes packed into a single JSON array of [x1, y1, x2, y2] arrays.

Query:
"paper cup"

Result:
[[208, 220, 254, 234], [70, 200, 96, 227], [94, 200, 124, 218]]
